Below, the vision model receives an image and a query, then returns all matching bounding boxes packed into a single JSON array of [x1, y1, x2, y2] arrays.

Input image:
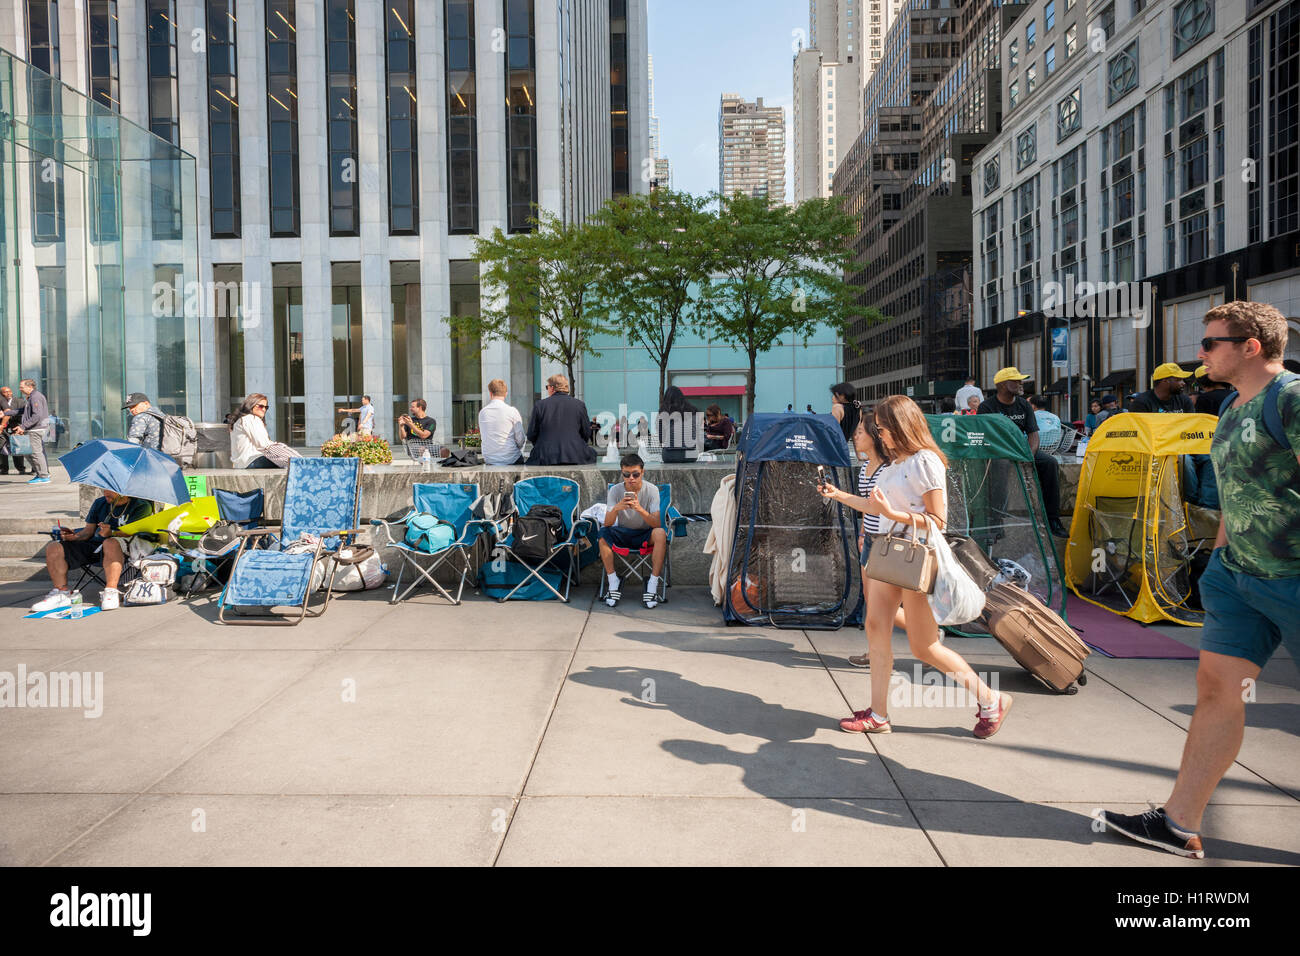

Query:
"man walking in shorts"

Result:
[[1100, 301, 1300, 859]]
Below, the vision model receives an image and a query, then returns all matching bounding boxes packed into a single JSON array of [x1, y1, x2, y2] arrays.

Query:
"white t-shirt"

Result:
[[231, 414, 272, 468], [872, 449, 947, 535]]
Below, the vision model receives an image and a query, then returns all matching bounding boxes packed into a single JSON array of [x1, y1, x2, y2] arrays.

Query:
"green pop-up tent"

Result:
[[925, 414, 1069, 638]]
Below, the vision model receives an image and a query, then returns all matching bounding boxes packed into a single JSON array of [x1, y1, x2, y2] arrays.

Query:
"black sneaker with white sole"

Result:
[[1100, 807, 1204, 859]]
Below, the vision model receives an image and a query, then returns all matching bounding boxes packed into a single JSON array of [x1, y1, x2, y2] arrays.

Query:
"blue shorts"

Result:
[[859, 535, 874, 568], [600, 525, 653, 552], [1199, 549, 1300, 669]]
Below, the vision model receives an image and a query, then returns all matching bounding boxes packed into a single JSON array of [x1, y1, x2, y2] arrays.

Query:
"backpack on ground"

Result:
[[125, 552, 179, 605], [512, 504, 565, 564], [146, 409, 199, 467], [404, 513, 456, 553], [1219, 372, 1299, 454]]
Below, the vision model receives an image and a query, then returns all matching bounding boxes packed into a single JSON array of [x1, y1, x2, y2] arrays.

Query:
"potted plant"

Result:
[[320, 432, 393, 467], [463, 427, 481, 449]]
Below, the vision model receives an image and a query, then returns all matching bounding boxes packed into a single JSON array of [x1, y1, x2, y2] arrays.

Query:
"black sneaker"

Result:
[[1100, 807, 1204, 859], [1049, 519, 1069, 538]]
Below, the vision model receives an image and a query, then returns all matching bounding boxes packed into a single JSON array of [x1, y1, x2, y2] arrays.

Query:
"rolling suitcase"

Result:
[[982, 583, 1090, 694]]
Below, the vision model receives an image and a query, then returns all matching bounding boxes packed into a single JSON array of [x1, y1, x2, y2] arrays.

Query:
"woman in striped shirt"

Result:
[[821, 415, 903, 667]]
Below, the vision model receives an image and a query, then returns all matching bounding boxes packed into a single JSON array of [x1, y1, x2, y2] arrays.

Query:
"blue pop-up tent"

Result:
[[723, 413, 864, 629]]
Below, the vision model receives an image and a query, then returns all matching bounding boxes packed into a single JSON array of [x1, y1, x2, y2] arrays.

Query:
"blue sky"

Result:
[[648, 0, 807, 201]]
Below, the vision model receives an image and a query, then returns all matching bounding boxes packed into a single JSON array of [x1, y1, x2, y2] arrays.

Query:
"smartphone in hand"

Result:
[[816, 465, 827, 489]]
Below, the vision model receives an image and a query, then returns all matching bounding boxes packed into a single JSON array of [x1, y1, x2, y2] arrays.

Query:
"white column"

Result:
[[416, 0, 451, 443], [357, 0, 392, 441]]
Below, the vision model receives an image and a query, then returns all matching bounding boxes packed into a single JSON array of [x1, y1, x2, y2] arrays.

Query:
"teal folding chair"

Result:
[[492, 476, 592, 602], [370, 483, 505, 605]]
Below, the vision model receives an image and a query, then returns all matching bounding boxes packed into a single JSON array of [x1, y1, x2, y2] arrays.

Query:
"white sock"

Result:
[[607, 573, 620, 591], [978, 697, 1001, 717], [647, 575, 661, 594]]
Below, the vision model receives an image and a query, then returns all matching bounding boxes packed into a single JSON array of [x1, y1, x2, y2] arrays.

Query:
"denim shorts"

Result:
[[1199, 548, 1300, 669], [859, 534, 875, 568]]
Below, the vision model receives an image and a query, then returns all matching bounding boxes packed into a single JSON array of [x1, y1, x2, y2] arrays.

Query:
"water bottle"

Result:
[[69, 590, 83, 620], [421, 449, 431, 473]]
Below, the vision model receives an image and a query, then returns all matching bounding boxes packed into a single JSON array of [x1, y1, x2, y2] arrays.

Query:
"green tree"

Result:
[[699, 192, 881, 413], [444, 211, 614, 396], [590, 190, 715, 407]]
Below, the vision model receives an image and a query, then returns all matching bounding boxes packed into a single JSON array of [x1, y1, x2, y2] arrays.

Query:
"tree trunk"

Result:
[[748, 348, 758, 420], [658, 361, 668, 411]]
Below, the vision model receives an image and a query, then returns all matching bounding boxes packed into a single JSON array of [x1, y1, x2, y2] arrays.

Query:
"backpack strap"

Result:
[[1220, 372, 1299, 453]]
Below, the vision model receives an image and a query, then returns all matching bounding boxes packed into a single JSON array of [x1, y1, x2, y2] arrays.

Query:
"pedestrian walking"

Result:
[[12, 379, 52, 483], [1101, 301, 1300, 859]]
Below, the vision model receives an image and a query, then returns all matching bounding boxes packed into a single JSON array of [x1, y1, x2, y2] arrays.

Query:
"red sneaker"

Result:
[[840, 708, 891, 734], [973, 693, 1013, 739]]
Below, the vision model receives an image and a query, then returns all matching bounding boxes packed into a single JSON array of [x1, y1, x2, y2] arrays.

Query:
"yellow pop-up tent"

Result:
[[1065, 413, 1218, 626]]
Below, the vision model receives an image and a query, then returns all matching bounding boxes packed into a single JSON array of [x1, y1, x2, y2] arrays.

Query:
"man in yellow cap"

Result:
[[1193, 365, 1232, 417], [977, 367, 1068, 537], [1128, 363, 1195, 414]]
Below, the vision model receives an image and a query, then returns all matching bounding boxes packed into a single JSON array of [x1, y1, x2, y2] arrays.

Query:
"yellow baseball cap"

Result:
[[993, 367, 1031, 385], [1195, 365, 1210, 378], [1151, 362, 1193, 383]]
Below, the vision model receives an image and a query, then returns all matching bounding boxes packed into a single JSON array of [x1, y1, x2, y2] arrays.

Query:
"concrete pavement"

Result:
[[1, 579, 1296, 867]]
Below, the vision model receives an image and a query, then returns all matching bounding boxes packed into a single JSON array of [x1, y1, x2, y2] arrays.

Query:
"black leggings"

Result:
[[246, 456, 280, 469]]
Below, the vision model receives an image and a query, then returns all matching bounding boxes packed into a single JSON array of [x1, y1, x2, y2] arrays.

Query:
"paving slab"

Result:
[[525, 646, 897, 799], [44, 794, 510, 867], [1084, 655, 1300, 800], [0, 649, 329, 794], [0, 794, 133, 867], [343, 592, 595, 652], [497, 796, 941, 866], [912, 801, 1300, 867], [151, 649, 573, 796]]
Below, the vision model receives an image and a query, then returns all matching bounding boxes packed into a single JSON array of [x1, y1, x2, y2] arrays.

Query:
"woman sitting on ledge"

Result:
[[230, 393, 282, 469]]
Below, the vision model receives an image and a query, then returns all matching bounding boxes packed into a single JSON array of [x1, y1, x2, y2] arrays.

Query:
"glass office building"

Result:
[[0, 47, 200, 451]]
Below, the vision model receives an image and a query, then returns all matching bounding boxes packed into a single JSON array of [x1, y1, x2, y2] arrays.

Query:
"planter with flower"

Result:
[[463, 427, 481, 449], [320, 432, 393, 467]]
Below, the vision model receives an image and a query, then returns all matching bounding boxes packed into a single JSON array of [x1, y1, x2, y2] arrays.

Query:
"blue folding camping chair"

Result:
[[166, 489, 266, 598], [370, 483, 505, 605], [492, 476, 592, 603], [595, 482, 689, 604], [218, 458, 364, 625]]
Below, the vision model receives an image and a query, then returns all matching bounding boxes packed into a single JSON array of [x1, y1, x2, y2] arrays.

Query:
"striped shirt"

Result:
[[858, 463, 885, 537]]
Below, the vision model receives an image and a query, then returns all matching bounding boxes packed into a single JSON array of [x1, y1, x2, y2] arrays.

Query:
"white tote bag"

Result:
[[925, 516, 986, 627]]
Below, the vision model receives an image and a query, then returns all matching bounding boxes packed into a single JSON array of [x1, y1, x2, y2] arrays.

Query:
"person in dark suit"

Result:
[[526, 374, 597, 465]]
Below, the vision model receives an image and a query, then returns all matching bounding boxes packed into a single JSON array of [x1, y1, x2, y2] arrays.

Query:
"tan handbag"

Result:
[[865, 519, 938, 593]]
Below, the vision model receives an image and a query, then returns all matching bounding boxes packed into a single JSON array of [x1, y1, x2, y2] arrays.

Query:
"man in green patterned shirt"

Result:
[[1102, 301, 1300, 860]]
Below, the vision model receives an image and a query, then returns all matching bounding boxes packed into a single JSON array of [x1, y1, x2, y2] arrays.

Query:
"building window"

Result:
[[1009, 79, 1019, 110], [1108, 41, 1139, 105], [1065, 24, 1077, 58], [984, 156, 1000, 195], [1045, 45, 1056, 76], [86, 0, 119, 110], [147, 0, 182, 241], [332, 263, 364, 409], [1173, 0, 1214, 60], [1269, 10, 1299, 236], [27, 1, 64, 243], [506, 0, 538, 232], [610, 0, 629, 195], [1009, 38, 1019, 69], [1045, 1, 1056, 31], [1027, 63, 1037, 94], [266, 0, 301, 237], [326, 0, 359, 236], [386, 1, 418, 235], [1058, 89, 1081, 141], [1027, 21, 1036, 50], [446, 0, 477, 233], [207, 0, 240, 238], [1017, 125, 1037, 171]]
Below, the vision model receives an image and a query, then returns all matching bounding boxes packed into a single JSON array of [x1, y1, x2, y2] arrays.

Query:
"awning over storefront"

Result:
[[1095, 368, 1136, 390], [679, 386, 747, 397]]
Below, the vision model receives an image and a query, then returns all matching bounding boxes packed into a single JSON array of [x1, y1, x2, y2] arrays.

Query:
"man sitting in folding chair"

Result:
[[599, 453, 668, 609], [31, 488, 152, 613]]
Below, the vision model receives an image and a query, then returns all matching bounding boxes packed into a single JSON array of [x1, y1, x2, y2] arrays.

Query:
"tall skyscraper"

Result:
[[719, 93, 786, 201], [793, 0, 903, 203], [648, 52, 671, 190]]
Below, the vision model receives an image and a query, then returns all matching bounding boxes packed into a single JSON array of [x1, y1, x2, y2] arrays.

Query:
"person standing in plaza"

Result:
[[1128, 364, 1195, 414], [820, 395, 1013, 738], [12, 379, 52, 484], [1101, 301, 1300, 859], [337, 395, 375, 436], [955, 377, 983, 414], [977, 368, 1067, 537], [123, 393, 163, 451], [0, 385, 29, 476]]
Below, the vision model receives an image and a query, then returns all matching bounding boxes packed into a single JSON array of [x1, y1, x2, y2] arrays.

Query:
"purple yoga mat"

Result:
[[1065, 596, 1200, 659]]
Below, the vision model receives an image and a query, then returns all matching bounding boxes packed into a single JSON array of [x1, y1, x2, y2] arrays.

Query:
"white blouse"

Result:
[[231, 414, 272, 468], [872, 449, 947, 535]]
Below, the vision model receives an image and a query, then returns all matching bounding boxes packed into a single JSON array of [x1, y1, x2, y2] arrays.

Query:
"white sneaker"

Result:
[[100, 588, 121, 611], [32, 589, 71, 613]]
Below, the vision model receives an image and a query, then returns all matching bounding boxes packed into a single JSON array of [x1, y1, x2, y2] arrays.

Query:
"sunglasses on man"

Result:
[[621, 470, 643, 479], [1200, 336, 1251, 352]]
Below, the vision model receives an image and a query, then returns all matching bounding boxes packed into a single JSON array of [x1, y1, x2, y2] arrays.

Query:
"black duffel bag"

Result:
[[512, 504, 566, 564]]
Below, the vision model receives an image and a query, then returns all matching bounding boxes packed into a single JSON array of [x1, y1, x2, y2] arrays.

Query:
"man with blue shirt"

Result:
[[1029, 394, 1063, 451], [337, 395, 376, 436]]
